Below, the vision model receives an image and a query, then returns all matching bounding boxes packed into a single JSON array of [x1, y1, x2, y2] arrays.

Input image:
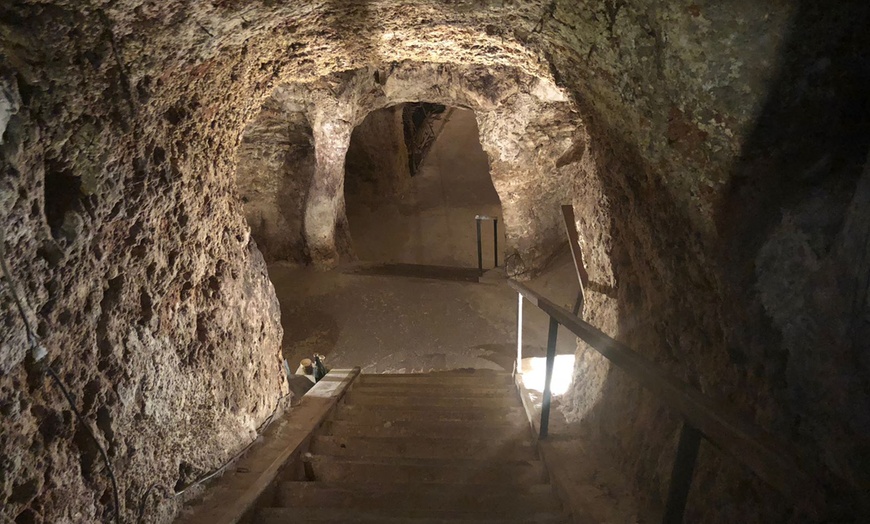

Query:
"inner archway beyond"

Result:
[[344, 105, 504, 268], [265, 62, 584, 278]]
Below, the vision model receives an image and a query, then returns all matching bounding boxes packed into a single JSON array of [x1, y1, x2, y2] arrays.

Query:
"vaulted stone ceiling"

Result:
[[1, 1, 868, 522]]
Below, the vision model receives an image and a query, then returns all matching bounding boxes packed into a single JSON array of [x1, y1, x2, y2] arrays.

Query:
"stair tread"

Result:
[[278, 481, 555, 493], [358, 373, 513, 386], [360, 371, 512, 377], [323, 419, 531, 440], [338, 402, 525, 414], [325, 418, 527, 429], [354, 385, 518, 397], [341, 401, 524, 415], [256, 507, 568, 523], [305, 454, 546, 484], [332, 409, 528, 426], [311, 434, 537, 460], [275, 481, 562, 514], [306, 454, 541, 467], [345, 393, 518, 409]]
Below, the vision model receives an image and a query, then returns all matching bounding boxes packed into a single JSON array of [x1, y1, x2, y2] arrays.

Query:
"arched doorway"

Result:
[[344, 104, 504, 270]]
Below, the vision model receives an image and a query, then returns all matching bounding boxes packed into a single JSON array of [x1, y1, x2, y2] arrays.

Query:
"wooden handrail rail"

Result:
[[508, 279, 822, 513]]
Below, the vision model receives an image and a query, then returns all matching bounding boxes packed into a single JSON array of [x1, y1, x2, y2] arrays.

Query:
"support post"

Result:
[[561, 205, 589, 317], [493, 218, 499, 268], [572, 290, 584, 317], [476, 218, 483, 275], [662, 422, 702, 524], [516, 293, 523, 374], [539, 316, 559, 439]]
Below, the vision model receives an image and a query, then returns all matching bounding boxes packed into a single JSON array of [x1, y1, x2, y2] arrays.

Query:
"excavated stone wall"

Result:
[[549, 2, 870, 520], [1, 1, 868, 522], [236, 100, 315, 264], [344, 105, 411, 208]]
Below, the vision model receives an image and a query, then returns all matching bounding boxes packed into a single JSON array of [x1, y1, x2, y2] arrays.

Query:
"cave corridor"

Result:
[[1, 1, 870, 523]]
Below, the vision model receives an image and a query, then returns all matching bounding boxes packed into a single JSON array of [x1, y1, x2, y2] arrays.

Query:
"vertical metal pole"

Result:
[[476, 218, 483, 275], [662, 422, 702, 524], [572, 290, 584, 317], [516, 293, 523, 374], [539, 316, 559, 439], [493, 218, 499, 267]]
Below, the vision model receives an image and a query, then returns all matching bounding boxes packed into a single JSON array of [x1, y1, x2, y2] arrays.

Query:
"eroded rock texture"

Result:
[[1, 1, 868, 523], [345, 105, 411, 208], [236, 100, 314, 263]]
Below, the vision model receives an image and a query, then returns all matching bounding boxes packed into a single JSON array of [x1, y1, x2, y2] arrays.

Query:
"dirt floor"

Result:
[[267, 256, 652, 522], [269, 254, 580, 374]]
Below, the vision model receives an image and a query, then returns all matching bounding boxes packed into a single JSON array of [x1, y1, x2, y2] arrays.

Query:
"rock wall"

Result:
[[1, 0, 868, 522], [0, 5, 293, 523], [236, 100, 315, 264], [550, 1, 870, 520]]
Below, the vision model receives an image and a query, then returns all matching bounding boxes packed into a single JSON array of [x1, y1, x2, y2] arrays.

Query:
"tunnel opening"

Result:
[[5, 1, 870, 521], [403, 102, 447, 177], [344, 104, 504, 269]]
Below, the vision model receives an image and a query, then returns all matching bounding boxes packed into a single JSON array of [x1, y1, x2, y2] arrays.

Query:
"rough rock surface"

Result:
[[1, 1, 868, 523], [236, 99, 315, 263], [344, 104, 411, 209]]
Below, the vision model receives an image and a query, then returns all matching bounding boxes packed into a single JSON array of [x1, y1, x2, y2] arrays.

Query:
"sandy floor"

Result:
[[269, 255, 580, 374], [267, 258, 652, 521]]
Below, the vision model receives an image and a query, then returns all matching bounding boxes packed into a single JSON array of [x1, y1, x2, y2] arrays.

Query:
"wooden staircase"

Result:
[[253, 370, 568, 523]]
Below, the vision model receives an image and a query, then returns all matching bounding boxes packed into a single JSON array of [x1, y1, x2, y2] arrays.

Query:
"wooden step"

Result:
[[334, 403, 527, 424], [256, 507, 569, 523], [344, 391, 518, 409], [322, 420, 530, 440], [304, 455, 547, 484], [274, 481, 562, 515], [311, 435, 537, 461], [353, 383, 517, 398], [358, 372, 513, 387]]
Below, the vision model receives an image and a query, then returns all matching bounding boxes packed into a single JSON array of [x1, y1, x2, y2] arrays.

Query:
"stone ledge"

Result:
[[174, 368, 361, 524]]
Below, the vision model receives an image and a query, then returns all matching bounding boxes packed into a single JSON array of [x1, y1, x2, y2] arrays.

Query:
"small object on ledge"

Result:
[[295, 358, 316, 384], [314, 354, 328, 383]]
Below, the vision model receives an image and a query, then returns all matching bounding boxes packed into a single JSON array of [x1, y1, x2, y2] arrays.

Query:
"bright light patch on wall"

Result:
[[519, 355, 575, 396]]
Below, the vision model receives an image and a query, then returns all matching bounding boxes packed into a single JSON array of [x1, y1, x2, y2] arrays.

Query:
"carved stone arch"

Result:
[[299, 62, 587, 277]]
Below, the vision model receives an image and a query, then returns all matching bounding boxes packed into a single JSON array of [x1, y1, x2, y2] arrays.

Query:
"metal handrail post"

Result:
[[562, 205, 588, 317], [516, 293, 523, 374], [474, 215, 499, 274], [476, 217, 483, 275], [539, 316, 559, 439], [493, 218, 499, 267], [662, 422, 702, 523]]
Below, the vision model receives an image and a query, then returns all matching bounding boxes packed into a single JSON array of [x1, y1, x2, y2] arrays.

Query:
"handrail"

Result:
[[509, 279, 823, 521]]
